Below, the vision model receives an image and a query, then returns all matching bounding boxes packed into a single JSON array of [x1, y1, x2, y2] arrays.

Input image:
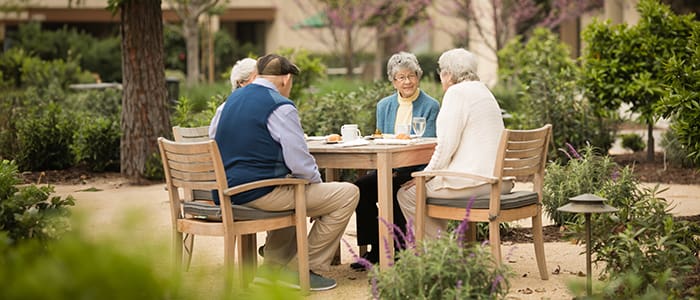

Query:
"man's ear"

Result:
[[284, 73, 292, 86]]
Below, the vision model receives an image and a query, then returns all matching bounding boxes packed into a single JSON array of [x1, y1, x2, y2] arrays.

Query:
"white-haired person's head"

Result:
[[386, 51, 423, 82], [437, 48, 480, 89], [229, 57, 257, 91]]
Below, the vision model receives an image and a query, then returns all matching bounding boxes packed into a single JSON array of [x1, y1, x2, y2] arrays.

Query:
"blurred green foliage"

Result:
[[499, 28, 616, 161], [620, 133, 645, 152], [581, 0, 699, 158]]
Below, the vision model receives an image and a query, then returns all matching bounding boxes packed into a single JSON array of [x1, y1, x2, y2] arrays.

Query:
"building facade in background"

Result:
[[0, 0, 641, 85]]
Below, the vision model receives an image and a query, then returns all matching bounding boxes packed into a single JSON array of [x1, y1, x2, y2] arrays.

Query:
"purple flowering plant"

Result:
[[348, 198, 512, 299]]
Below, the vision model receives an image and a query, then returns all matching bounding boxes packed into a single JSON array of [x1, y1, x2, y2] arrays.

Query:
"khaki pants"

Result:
[[397, 179, 513, 239], [244, 182, 359, 272]]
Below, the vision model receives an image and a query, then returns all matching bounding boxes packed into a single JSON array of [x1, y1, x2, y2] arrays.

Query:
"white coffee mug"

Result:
[[396, 124, 411, 136], [341, 124, 362, 141]]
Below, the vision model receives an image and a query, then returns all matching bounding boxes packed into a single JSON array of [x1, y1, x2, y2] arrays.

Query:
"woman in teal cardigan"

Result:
[[351, 52, 439, 270]]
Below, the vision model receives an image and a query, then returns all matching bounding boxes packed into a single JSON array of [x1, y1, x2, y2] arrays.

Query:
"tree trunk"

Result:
[[344, 28, 354, 79], [120, 0, 171, 184], [184, 17, 200, 85], [647, 121, 655, 162]]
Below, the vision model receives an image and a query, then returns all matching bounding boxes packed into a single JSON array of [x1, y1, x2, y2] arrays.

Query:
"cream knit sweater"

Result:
[[425, 80, 505, 190]]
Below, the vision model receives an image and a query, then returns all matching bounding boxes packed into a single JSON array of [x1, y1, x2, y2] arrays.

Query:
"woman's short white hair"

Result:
[[230, 58, 257, 91], [438, 48, 480, 83], [386, 51, 423, 82]]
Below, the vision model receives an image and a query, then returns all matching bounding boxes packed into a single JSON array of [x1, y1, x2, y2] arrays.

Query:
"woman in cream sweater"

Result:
[[397, 48, 512, 239]]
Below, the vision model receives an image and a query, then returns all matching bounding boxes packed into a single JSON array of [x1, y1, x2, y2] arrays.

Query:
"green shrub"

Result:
[[278, 48, 327, 104], [498, 28, 617, 160], [577, 184, 700, 298], [543, 144, 700, 298], [0, 160, 75, 246], [415, 52, 440, 82], [542, 144, 628, 226], [64, 88, 122, 119], [661, 127, 700, 168], [16, 103, 77, 171], [620, 133, 645, 152], [0, 231, 186, 300], [10, 22, 121, 83], [299, 80, 393, 136], [72, 116, 121, 172], [366, 218, 511, 299]]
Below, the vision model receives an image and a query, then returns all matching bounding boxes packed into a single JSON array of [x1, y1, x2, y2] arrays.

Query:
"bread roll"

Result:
[[396, 133, 410, 140], [326, 134, 341, 142]]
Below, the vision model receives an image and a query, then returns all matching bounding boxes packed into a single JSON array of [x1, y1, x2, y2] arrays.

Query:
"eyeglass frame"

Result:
[[393, 74, 418, 82]]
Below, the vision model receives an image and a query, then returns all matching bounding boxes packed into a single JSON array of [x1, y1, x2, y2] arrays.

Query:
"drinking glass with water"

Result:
[[412, 117, 426, 138]]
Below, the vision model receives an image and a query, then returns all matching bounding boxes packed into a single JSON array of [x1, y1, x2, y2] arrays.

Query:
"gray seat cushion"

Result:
[[427, 191, 539, 210], [184, 190, 293, 221]]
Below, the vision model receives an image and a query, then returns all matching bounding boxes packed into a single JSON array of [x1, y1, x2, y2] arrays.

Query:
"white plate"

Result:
[[306, 136, 328, 141]]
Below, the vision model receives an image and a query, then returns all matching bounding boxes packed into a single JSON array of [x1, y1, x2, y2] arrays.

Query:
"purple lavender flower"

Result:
[[558, 147, 573, 160], [381, 237, 394, 267], [491, 275, 504, 293], [456, 279, 463, 290], [611, 169, 620, 181], [566, 143, 581, 159], [342, 238, 373, 271], [455, 196, 476, 247], [404, 217, 416, 250], [378, 217, 407, 252]]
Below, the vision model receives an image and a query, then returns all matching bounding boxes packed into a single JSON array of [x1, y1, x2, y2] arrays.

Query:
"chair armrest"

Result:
[[223, 178, 310, 196], [411, 170, 498, 184]]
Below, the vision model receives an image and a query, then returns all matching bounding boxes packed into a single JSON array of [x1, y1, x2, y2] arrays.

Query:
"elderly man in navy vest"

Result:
[[214, 54, 359, 291]]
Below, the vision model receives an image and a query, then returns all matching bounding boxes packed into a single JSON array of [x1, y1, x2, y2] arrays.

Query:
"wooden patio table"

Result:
[[307, 138, 436, 270]]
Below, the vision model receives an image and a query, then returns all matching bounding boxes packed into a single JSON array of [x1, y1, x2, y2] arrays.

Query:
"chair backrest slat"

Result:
[[496, 125, 551, 179], [172, 126, 210, 142], [170, 169, 216, 182], [172, 178, 220, 191]]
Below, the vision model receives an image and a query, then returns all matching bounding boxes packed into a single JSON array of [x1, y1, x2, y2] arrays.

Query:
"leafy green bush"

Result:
[[499, 28, 616, 160], [658, 25, 700, 163], [16, 103, 77, 171], [366, 218, 511, 299], [0, 160, 75, 246], [278, 48, 327, 104], [299, 80, 393, 136], [575, 184, 700, 298], [661, 128, 700, 168], [620, 133, 645, 152], [415, 52, 440, 82], [10, 22, 121, 83], [72, 116, 121, 172], [542, 144, 633, 226], [0, 231, 187, 300], [543, 144, 700, 298], [582, 0, 698, 159]]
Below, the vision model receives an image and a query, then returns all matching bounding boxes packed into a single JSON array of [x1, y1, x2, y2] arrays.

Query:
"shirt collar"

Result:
[[252, 78, 278, 92]]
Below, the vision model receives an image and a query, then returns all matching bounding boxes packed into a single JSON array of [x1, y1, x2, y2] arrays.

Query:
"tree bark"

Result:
[[647, 122, 655, 162], [184, 17, 200, 85], [120, 0, 171, 184]]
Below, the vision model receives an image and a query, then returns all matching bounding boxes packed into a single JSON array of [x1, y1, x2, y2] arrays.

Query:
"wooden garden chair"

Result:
[[158, 137, 310, 292], [413, 124, 552, 280]]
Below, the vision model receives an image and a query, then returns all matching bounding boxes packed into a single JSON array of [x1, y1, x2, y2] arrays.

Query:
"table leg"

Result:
[[324, 168, 342, 266], [376, 153, 393, 270]]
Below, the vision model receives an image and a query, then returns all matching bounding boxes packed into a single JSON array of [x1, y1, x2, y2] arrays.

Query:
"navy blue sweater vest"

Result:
[[214, 84, 292, 205]]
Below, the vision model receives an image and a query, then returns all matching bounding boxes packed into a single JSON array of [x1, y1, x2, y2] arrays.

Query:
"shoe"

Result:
[[276, 271, 337, 292], [350, 250, 378, 271]]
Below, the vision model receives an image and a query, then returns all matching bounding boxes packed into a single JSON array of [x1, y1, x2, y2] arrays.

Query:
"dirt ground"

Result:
[[39, 153, 699, 300]]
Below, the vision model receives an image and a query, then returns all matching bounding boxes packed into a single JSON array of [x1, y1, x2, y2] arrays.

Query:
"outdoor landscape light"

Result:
[[557, 193, 618, 296]]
